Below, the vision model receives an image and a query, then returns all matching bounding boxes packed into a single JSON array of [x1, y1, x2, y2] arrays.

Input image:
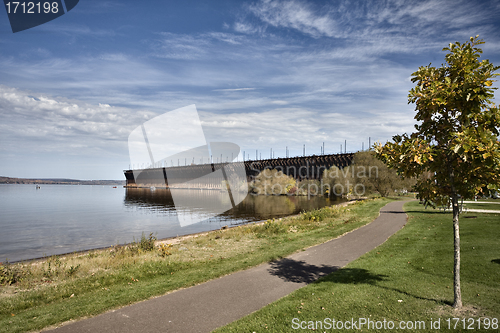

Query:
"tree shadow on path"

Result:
[[315, 266, 388, 285], [267, 258, 339, 284], [268, 258, 387, 285], [380, 210, 407, 214]]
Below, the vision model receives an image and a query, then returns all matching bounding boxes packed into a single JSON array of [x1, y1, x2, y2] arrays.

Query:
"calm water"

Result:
[[0, 184, 344, 262]]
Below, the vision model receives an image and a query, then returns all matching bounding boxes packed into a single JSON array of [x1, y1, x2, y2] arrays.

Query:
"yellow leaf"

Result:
[[485, 81, 493, 87]]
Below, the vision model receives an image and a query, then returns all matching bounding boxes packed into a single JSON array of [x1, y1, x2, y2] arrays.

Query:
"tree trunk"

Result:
[[451, 193, 462, 309]]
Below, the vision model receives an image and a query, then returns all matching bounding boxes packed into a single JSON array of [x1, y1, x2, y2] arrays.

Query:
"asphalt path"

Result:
[[47, 200, 408, 333]]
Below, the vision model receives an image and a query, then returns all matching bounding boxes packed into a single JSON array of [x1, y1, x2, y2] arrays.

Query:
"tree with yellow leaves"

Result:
[[376, 36, 500, 309]]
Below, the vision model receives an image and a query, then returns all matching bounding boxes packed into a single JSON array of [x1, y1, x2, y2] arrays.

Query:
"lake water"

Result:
[[0, 184, 345, 262]]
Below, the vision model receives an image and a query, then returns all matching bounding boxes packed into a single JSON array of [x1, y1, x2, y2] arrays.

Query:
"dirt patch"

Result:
[[433, 304, 486, 318]]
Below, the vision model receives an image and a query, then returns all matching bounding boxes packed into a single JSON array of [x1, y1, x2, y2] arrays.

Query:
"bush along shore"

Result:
[[0, 198, 391, 333], [247, 151, 416, 198]]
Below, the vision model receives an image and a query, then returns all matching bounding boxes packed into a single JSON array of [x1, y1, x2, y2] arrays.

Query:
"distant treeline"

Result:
[[0, 176, 125, 186]]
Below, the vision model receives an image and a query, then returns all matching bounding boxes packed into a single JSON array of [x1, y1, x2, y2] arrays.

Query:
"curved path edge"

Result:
[[48, 200, 409, 333]]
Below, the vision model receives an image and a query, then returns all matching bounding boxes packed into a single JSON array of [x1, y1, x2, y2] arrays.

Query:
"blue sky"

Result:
[[0, 0, 499, 180]]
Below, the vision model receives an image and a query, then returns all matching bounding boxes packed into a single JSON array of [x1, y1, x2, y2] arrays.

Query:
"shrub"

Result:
[[87, 251, 99, 259], [322, 165, 353, 197], [42, 256, 65, 278], [134, 232, 157, 252], [252, 219, 287, 235], [66, 264, 81, 276], [0, 262, 25, 285], [249, 169, 296, 195], [157, 243, 173, 257], [301, 208, 329, 222], [322, 151, 416, 198]]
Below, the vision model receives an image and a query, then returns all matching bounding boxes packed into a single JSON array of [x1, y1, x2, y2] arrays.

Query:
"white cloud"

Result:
[[247, 0, 338, 38], [233, 21, 266, 35], [152, 33, 211, 60], [0, 53, 171, 107], [271, 100, 288, 105], [0, 85, 155, 154], [40, 24, 117, 38], [243, 0, 500, 42], [199, 106, 415, 155], [151, 32, 249, 60], [205, 32, 245, 45], [213, 88, 257, 92], [0, 81, 412, 162]]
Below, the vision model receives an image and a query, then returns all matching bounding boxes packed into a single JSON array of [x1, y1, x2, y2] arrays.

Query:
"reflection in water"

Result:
[[234, 196, 296, 217], [124, 188, 177, 209], [125, 188, 346, 223]]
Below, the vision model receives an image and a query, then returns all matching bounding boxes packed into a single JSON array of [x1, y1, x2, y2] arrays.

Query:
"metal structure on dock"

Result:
[[124, 153, 354, 188]]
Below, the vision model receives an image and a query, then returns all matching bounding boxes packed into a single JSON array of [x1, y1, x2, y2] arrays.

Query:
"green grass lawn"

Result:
[[464, 202, 500, 211], [0, 198, 391, 333], [215, 201, 500, 332], [469, 198, 500, 203]]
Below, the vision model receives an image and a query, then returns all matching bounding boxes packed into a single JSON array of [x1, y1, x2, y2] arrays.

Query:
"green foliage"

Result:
[[376, 36, 500, 203], [322, 165, 353, 196], [375, 36, 500, 309], [262, 219, 287, 234], [322, 151, 415, 197], [86, 251, 99, 259], [0, 262, 25, 285], [42, 261, 54, 279], [300, 207, 330, 222], [351, 151, 414, 197], [42, 256, 65, 279], [250, 169, 333, 197], [66, 264, 80, 276], [133, 232, 157, 253], [108, 232, 157, 258], [251, 219, 287, 235], [249, 169, 296, 195]]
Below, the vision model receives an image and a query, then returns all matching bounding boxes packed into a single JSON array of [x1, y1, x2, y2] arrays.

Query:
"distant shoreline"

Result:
[[0, 176, 125, 186]]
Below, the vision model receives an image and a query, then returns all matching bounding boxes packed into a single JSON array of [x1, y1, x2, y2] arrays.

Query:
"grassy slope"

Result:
[[215, 200, 500, 332], [0, 198, 391, 333]]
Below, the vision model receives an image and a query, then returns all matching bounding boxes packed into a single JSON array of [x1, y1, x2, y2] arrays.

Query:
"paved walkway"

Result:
[[48, 200, 408, 333]]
